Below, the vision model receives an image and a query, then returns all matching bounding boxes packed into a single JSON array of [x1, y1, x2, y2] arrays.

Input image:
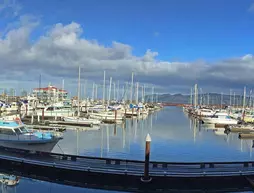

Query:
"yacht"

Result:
[[36, 105, 76, 117], [63, 116, 101, 125], [0, 119, 63, 152], [195, 108, 214, 117], [202, 114, 238, 125]]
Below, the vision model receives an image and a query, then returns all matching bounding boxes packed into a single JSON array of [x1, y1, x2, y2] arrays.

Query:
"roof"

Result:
[[33, 86, 67, 93]]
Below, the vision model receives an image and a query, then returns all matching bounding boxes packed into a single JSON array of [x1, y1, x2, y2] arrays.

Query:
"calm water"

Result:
[[54, 106, 254, 162], [3, 106, 254, 192]]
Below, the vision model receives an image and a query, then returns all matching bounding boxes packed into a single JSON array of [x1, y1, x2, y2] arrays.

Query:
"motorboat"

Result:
[[195, 108, 214, 117], [36, 105, 76, 117], [202, 114, 238, 125], [0, 119, 63, 152], [63, 116, 101, 125]]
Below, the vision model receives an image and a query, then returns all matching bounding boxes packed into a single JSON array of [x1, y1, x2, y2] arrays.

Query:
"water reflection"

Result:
[[49, 107, 254, 162], [0, 175, 128, 193]]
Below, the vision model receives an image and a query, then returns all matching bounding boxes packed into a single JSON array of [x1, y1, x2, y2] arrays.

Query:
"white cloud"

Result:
[[0, 0, 22, 17], [0, 18, 254, 95], [249, 2, 254, 12]]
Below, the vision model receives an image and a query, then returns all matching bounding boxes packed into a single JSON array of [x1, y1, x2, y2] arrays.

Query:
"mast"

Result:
[[229, 89, 232, 106], [103, 71, 106, 106], [130, 72, 134, 103], [233, 92, 235, 107], [136, 82, 139, 104], [62, 79, 64, 101], [243, 86, 246, 110], [38, 74, 41, 100], [92, 82, 95, 101], [144, 84, 146, 103], [83, 80, 87, 101], [151, 86, 154, 103], [207, 93, 210, 106], [190, 87, 193, 105], [194, 84, 198, 108], [142, 85, 144, 103], [221, 92, 223, 109], [113, 82, 116, 101], [108, 77, 112, 107], [249, 89, 252, 108], [94, 84, 98, 100], [77, 66, 81, 117], [117, 80, 120, 102]]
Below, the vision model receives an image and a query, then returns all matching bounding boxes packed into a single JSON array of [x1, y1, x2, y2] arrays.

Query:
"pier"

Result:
[[0, 146, 254, 192]]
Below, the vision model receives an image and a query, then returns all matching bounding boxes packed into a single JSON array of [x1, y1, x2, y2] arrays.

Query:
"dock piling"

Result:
[[31, 115, 34, 124], [141, 133, 152, 183], [114, 110, 117, 122], [42, 108, 44, 121]]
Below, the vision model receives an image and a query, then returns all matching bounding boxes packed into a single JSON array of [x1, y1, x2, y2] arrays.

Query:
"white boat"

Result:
[[63, 116, 101, 125], [195, 108, 214, 117], [202, 115, 238, 125], [89, 111, 124, 121], [0, 173, 19, 186], [5, 102, 19, 112], [0, 119, 63, 152], [36, 106, 76, 117]]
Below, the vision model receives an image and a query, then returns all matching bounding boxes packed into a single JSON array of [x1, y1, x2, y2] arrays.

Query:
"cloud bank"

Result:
[[0, 16, 254, 95]]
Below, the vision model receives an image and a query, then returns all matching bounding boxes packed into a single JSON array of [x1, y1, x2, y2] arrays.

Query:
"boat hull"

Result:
[[0, 140, 59, 152]]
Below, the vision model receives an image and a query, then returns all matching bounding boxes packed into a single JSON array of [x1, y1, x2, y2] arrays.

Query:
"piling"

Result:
[[42, 108, 44, 121], [114, 124, 117, 136], [141, 133, 152, 182], [114, 110, 117, 122], [31, 115, 34, 124], [25, 105, 28, 116]]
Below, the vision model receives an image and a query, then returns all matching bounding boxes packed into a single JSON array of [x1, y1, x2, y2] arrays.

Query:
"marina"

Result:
[[1, 1, 254, 192], [1, 104, 254, 192]]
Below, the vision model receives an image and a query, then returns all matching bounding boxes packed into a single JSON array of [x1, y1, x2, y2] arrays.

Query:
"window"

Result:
[[0, 128, 16, 135], [47, 107, 54, 111], [19, 127, 28, 133], [14, 128, 22, 135]]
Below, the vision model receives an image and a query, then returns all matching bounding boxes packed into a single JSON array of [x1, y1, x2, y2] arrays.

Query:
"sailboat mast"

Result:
[[136, 82, 139, 104], [62, 79, 64, 101], [130, 72, 134, 103], [108, 77, 112, 107], [77, 66, 81, 116], [103, 71, 106, 106]]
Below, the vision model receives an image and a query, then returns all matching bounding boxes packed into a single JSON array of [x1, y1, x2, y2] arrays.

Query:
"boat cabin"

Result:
[[0, 121, 29, 136]]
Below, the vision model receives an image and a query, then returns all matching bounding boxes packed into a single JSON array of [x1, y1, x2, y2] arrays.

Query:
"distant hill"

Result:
[[145, 93, 248, 105]]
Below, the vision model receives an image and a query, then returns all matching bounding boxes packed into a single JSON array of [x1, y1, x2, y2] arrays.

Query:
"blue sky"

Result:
[[1, 0, 254, 95], [18, 0, 254, 61]]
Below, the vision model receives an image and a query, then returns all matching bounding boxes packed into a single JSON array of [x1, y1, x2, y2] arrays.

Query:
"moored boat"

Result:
[[0, 119, 63, 152]]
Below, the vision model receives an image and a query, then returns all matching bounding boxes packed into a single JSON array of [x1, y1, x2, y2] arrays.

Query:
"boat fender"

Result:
[[90, 123, 93, 127]]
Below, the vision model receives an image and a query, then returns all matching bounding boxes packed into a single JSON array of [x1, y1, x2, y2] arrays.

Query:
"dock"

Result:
[[0, 146, 254, 192], [44, 120, 94, 127]]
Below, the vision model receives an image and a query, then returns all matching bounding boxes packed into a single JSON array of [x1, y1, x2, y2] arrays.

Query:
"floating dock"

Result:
[[0, 147, 253, 192], [239, 132, 254, 139], [46, 120, 94, 127]]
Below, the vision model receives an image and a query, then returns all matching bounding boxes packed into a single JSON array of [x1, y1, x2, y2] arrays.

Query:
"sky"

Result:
[[1, 0, 254, 97]]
